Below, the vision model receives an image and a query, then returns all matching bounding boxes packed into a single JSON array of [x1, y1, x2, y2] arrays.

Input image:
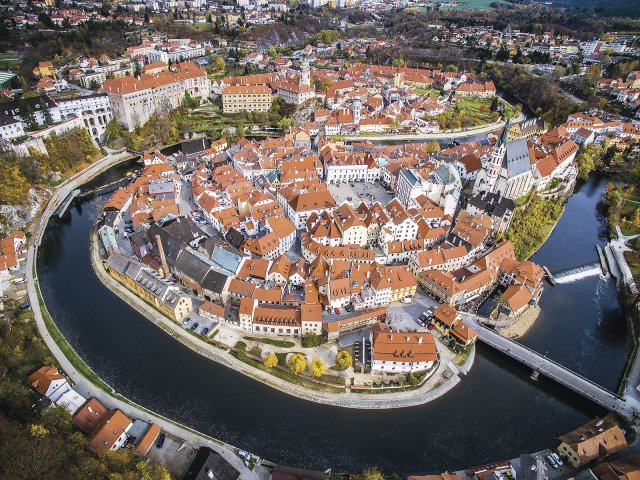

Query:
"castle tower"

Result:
[[353, 96, 361, 125], [300, 53, 310, 87]]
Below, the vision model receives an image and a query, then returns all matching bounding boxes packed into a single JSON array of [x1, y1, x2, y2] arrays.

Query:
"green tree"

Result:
[[18, 99, 37, 130], [40, 98, 53, 125], [288, 353, 307, 374], [316, 29, 339, 44], [335, 350, 352, 370], [263, 353, 278, 368], [310, 358, 326, 378]]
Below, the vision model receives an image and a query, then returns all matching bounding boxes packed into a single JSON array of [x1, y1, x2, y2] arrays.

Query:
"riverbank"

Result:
[[24, 152, 269, 479], [91, 231, 473, 409], [496, 306, 541, 339]]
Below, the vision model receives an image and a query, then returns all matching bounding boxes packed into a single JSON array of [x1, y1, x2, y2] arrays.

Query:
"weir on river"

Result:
[[553, 263, 604, 284]]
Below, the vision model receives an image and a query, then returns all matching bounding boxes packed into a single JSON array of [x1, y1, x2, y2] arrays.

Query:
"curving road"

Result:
[[25, 152, 270, 479]]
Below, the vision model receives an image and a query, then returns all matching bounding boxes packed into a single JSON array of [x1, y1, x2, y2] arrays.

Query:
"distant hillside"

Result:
[[531, 0, 640, 17]]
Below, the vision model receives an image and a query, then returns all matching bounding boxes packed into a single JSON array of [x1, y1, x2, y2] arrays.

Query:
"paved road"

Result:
[[93, 242, 466, 409], [24, 152, 270, 479], [338, 113, 526, 142], [463, 314, 640, 418]]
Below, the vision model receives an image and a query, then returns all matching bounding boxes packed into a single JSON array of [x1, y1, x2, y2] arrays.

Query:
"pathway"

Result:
[[24, 152, 270, 479], [338, 112, 526, 142]]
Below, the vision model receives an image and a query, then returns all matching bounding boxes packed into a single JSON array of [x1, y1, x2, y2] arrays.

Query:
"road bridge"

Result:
[[463, 314, 639, 418]]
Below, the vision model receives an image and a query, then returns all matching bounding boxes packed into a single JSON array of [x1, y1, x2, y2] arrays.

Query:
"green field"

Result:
[[412, 87, 441, 97], [188, 22, 214, 32]]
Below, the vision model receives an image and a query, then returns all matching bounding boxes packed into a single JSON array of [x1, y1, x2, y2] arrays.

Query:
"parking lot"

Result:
[[181, 309, 218, 338], [327, 179, 394, 207], [387, 290, 441, 332]]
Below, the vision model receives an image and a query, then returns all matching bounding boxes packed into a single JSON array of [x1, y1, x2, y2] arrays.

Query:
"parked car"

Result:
[[551, 453, 563, 466], [546, 455, 558, 469], [156, 433, 166, 448], [182, 318, 191, 326], [334, 308, 340, 314], [13, 277, 26, 284], [401, 297, 412, 304], [190, 322, 199, 331], [182, 288, 190, 294], [124, 219, 133, 225], [125, 227, 134, 234], [19, 303, 31, 310], [200, 327, 209, 336]]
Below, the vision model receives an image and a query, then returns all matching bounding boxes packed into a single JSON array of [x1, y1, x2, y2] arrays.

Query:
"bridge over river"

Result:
[[463, 314, 640, 418]]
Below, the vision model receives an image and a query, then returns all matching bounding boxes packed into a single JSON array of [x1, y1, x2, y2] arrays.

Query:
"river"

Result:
[[37, 168, 623, 474]]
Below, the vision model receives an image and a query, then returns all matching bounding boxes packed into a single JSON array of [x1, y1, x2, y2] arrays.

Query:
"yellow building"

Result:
[[557, 418, 627, 468], [222, 85, 272, 113], [386, 265, 418, 303], [32, 61, 57, 79], [106, 252, 193, 322]]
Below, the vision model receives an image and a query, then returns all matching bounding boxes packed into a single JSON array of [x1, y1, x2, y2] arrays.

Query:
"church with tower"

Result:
[[472, 119, 535, 200], [273, 53, 315, 106]]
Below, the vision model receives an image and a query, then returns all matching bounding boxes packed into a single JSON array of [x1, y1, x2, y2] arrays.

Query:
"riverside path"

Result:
[[462, 314, 640, 418]]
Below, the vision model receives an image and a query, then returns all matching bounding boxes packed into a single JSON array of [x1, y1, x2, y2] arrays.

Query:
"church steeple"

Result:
[[485, 119, 510, 192]]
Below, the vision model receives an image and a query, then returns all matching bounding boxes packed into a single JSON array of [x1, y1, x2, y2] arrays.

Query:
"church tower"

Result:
[[484, 117, 510, 193], [300, 53, 310, 87], [353, 95, 361, 125]]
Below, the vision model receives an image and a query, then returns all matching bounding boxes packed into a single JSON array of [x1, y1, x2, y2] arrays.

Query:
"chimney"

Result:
[[156, 235, 170, 277]]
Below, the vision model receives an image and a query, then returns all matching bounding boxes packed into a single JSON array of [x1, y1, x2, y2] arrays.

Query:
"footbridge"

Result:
[[463, 314, 638, 417]]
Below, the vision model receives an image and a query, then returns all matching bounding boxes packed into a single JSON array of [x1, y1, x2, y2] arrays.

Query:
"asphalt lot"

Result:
[[387, 290, 441, 332], [328, 179, 394, 207], [181, 309, 218, 337], [146, 433, 197, 479]]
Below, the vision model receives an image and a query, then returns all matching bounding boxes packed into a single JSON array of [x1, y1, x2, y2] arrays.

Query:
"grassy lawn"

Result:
[[412, 88, 440, 97], [625, 250, 640, 286], [188, 22, 214, 32], [231, 350, 343, 392], [243, 336, 296, 348], [454, 345, 473, 366]]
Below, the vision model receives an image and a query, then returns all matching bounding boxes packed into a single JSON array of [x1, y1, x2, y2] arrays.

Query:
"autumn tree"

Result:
[[335, 350, 353, 370], [310, 358, 326, 378], [288, 353, 307, 374], [263, 353, 278, 368]]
